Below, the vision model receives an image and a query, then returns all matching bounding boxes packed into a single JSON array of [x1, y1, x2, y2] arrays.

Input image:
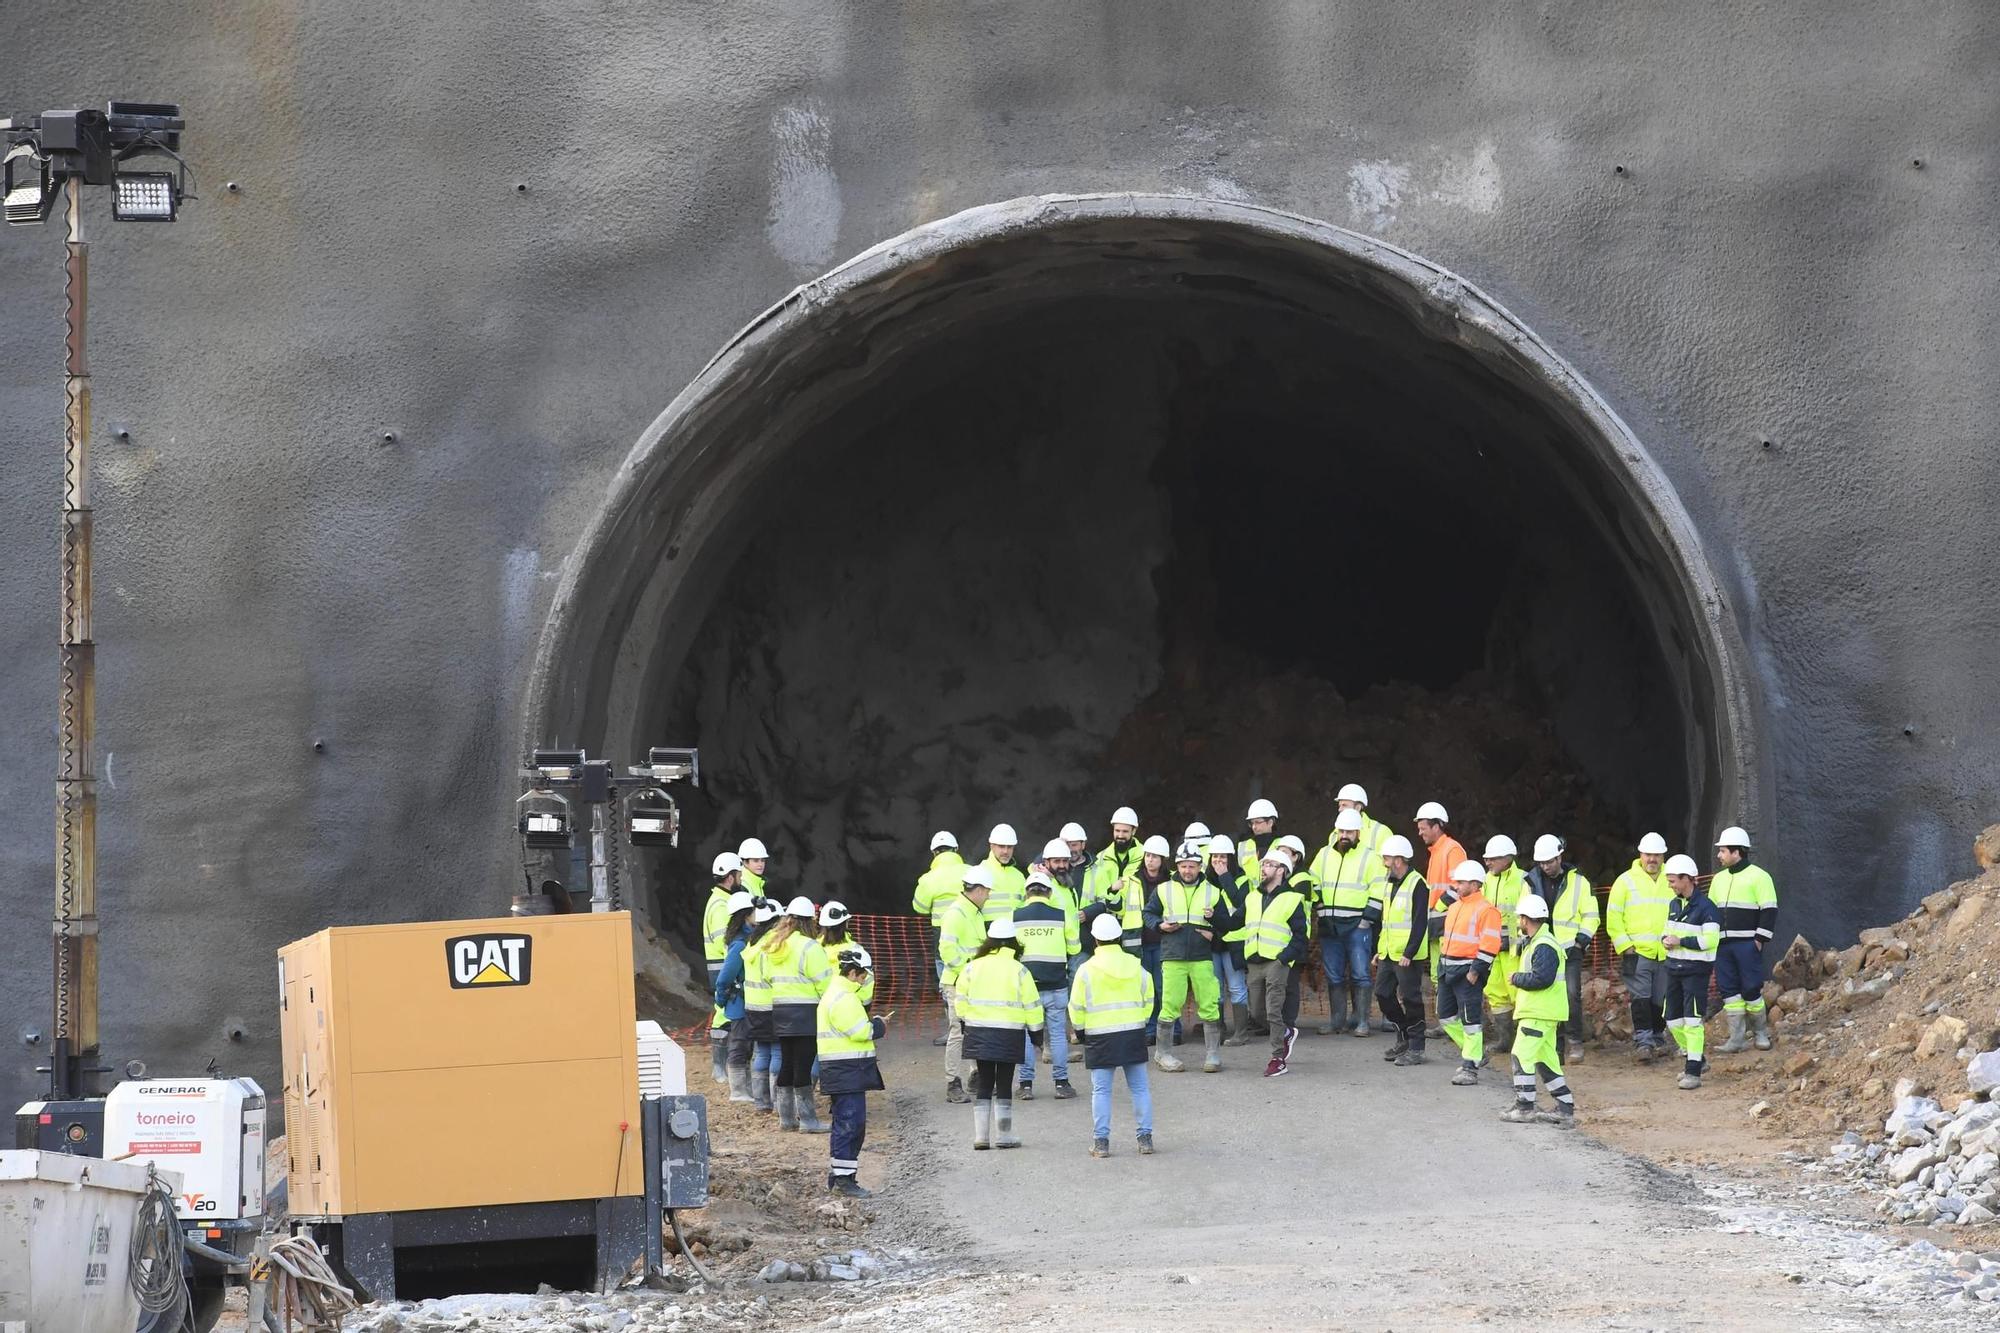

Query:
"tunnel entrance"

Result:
[[526, 194, 1756, 931]]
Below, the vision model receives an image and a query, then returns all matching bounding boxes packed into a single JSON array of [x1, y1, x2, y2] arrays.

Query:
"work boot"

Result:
[[1017, 1081, 1035, 1101], [1136, 1132, 1155, 1155], [795, 1088, 829, 1135], [1677, 1071, 1702, 1090], [1053, 1079, 1077, 1100], [1381, 1036, 1408, 1061], [1535, 1108, 1577, 1129], [995, 1102, 1021, 1149], [972, 1100, 992, 1150], [1719, 1011, 1749, 1054], [945, 1077, 970, 1104], [828, 1175, 873, 1199], [1090, 1138, 1111, 1159], [727, 1065, 753, 1103], [1452, 1064, 1479, 1086], [1636, 1036, 1660, 1063], [710, 1037, 729, 1085], [1395, 1047, 1427, 1067], [1203, 1026, 1222, 1073], [1067, 1048, 1084, 1064], [1751, 1008, 1774, 1051], [1499, 1103, 1539, 1124], [1348, 986, 1370, 1038], [752, 1069, 774, 1114], [778, 1086, 800, 1132], [1155, 1044, 1186, 1073]]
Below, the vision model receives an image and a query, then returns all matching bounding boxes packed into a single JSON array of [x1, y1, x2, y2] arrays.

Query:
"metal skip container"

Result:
[[0, 1149, 180, 1333]]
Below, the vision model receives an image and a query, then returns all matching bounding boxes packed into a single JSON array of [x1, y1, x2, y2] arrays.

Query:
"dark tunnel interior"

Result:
[[606, 245, 1706, 937]]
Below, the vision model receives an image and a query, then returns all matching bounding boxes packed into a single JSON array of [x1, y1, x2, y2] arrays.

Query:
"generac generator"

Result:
[[278, 912, 646, 1298]]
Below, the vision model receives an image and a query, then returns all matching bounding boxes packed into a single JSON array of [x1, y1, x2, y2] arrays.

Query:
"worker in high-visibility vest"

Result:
[[1606, 832, 1674, 1060], [1013, 870, 1079, 1102], [981, 824, 1027, 922], [1307, 808, 1384, 1038], [1127, 835, 1173, 1042], [1238, 798, 1283, 876], [1204, 835, 1253, 1042], [1661, 854, 1722, 1090], [956, 919, 1044, 1150], [1436, 861, 1503, 1086], [1070, 911, 1158, 1157], [1144, 841, 1234, 1074], [817, 946, 887, 1198], [817, 902, 870, 1005], [912, 830, 966, 1046], [1527, 834, 1600, 1062], [1416, 802, 1470, 1035], [1479, 834, 1529, 1058], [1232, 848, 1310, 1078], [1710, 825, 1779, 1053], [711, 890, 759, 1104], [740, 897, 783, 1113], [938, 866, 992, 1105], [1082, 806, 1145, 907], [763, 897, 834, 1134], [1374, 836, 1432, 1067], [1499, 894, 1577, 1128], [703, 851, 746, 1085], [738, 837, 770, 897]]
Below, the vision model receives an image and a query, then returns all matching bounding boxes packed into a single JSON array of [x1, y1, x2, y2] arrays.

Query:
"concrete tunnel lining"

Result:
[[523, 193, 1762, 908]]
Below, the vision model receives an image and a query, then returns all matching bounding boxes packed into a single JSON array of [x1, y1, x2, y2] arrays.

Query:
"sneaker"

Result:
[[1016, 1082, 1035, 1101], [1536, 1109, 1577, 1130], [1499, 1104, 1539, 1124], [828, 1176, 874, 1199], [944, 1078, 969, 1105], [1636, 1040, 1659, 1063], [1136, 1133, 1155, 1155], [1089, 1138, 1111, 1158], [1053, 1080, 1077, 1100], [1451, 1065, 1479, 1086], [1395, 1049, 1428, 1066], [1263, 1057, 1289, 1078], [1282, 1027, 1299, 1060]]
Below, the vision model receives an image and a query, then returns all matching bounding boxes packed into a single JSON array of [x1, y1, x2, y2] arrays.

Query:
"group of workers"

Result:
[[699, 785, 1780, 1184]]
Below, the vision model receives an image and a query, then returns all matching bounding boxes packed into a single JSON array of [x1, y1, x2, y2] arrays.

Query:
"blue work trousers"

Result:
[[1020, 987, 1070, 1082], [828, 1091, 866, 1179]]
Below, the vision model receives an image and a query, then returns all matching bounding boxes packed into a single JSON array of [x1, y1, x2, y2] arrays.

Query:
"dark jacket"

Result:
[[1013, 897, 1072, 989], [1144, 874, 1239, 963], [1666, 890, 1723, 976], [1510, 934, 1562, 992]]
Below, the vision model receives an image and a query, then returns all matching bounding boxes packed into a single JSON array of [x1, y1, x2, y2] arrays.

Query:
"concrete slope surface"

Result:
[[875, 1036, 1994, 1329]]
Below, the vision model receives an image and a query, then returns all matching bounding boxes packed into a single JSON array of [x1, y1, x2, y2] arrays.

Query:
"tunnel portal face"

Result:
[[527, 194, 1756, 926]]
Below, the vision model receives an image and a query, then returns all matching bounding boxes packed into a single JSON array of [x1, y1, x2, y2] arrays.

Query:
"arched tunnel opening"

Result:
[[526, 196, 1753, 948]]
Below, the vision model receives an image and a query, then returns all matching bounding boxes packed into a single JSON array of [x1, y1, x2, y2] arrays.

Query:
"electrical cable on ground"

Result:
[[669, 1209, 716, 1285], [130, 1167, 189, 1328], [262, 1234, 359, 1333]]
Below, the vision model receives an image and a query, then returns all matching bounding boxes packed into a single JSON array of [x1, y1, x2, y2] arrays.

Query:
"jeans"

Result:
[[1091, 1062, 1153, 1139], [1318, 919, 1375, 990], [1141, 943, 1164, 1038], [753, 1040, 779, 1079], [1020, 987, 1070, 1082], [1212, 952, 1249, 1007]]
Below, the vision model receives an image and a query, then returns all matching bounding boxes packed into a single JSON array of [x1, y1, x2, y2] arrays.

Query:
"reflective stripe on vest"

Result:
[[957, 953, 1042, 1030], [1550, 870, 1599, 948], [1311, 844, 1380, 915], [1072, 954, 1150, 1033], [702, 887, 733, 963], [817, 977, 875, 1059], [1242, 889, 1304, 960], [1378, 872, 1430, 961], [1014, 912, 1068, 968], [1486, 865, 1527, 948], [768, 933, 831, 1008], [1441, 895, 1502, 960], [742, 941, 773, 1012], [1160, 879, 1220, 925], [1514, 928, 1570, 1023]]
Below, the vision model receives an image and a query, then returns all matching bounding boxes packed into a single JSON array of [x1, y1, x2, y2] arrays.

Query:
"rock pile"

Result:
[[1828, 1086, 2000, 1229]]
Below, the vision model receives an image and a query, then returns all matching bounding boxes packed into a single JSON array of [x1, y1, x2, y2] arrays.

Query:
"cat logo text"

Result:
[[446, 934, 533, 989]]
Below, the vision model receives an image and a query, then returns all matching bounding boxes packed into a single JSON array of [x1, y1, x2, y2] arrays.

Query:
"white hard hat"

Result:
[[1261, 846, 1294, 867], [1664, 854, 1700, 878], [1183, 821, 1212, 842], [726, 889, 756, 912], [837, 945, 873, 972], [1090, 912, 1124, 943], [1246, 798, 1279, 821], [1450, 861, 1485, 885], [989, 823, 1018, 846], [1337, 783, 1369, 805], [1110, 806, 1140, 827], [1516, 893, 1550, 919], [1143, 835, 1172, 858], [930, 830, 959, 851], [1636, 832, 1669, 855], [1333, 809, 1363, 833], [1041, 838, 1070, 861], [1532, 834, 1565, 864], [711, 851, 744, 877], [737, 838, 769, 861], [786, 896, 816, 920], [752, 899, 781, 924], [1277, 834, 1306, 856], [1415, 801, 1449, 823], [1380, 835, 1414, 860], [1059, 822, 1088, 843], [1025, 869, 1054, 891], [1207, 834, 1237, 856], [1483, 834, 1518, 859], [1174, 841, 1204, 863], [986, 918, 1018, 941], [818, 900, 851, 927], [963, 865, 995, 889], [1715, 826, 1752, 849]]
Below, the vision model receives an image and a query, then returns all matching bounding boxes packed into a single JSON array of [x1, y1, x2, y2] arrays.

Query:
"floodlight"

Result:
[[111, 171, 175, 221], [2, 143, 50, 226]]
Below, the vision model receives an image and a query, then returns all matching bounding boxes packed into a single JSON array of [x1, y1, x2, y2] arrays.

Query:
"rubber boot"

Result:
[[1751, 1008, 1774, 1051], [727, 1065, 753, 1103], [777, 1084, 800, 1132], [1203, 1026, 1222, 1073], [752, 1068, 775, 1113], [1223, 1007, 1252, 1047], [972, 1100, 992, 1150], [1322, 986, 1348, 1037], [1719, 1011, 1749, 1054], [709, 1036, 729, 1085], [995, 1101, 1020, 1149], [796, 1088, 830, 1135], [1348, 985, 1369, 1037], [1155, 1041, 1186, 1073], [1483, 1011, 1511, 1067]]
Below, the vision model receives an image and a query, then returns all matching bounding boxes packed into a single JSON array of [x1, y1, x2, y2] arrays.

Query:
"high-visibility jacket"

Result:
[[742, 868, 766, 897], [1424, 834, 1470, 898], [816, 975, 885, 1095], [742, 926, 775, 1038], [981, 857, 1027, 922], [1107, 870, 1160, 949], [937, 892, 986, 988], [1664, 891, 1721, 970], [956, 951, 1044, 1061], [1485, 863, 1529, 949], [819, 930, 873, 1005], [1440, 890, 1504, 969], [1531, 866, 1600, 953], [702, 885, 735, 969], [1146, 876, 1224, 962], [1376, 871, 1432, 963], [1067, 943, 1155, 1069], [763, 930, 832, 1036], [1709, 858, 1779, 943], [1233, 884, 1308, 964], [1013, 897, 1073, 988], [1083, 842, 1144, 906], [1513, 925, 1569, 1024], [911, 850, 966, 926], [1047, 881, 1082, 955], [1606, 859, 1674, 960], [1306, 841, 1385, 923], [1237, 833, 1278, 873]]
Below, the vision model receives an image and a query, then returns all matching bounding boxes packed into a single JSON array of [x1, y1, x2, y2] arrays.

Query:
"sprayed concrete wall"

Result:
[[1, 3, 1997, 1108]]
